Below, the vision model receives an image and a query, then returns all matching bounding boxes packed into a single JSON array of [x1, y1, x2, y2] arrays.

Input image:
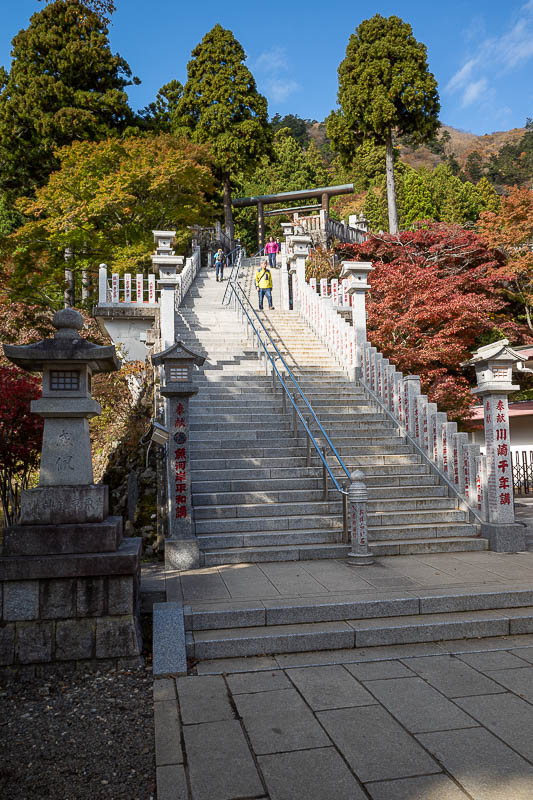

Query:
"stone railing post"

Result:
[[465, 339, 527, 550], [442, 421, 458, 481], [422, 402, 437, 458], [404, 375, 421, 438], [151, 230, 184, 349], [347, 471, 374, 565], [290, 234, 312, 313], [340, 261, 373, 381], [450, 432, 470, 496], [98, 263, 108, 304]]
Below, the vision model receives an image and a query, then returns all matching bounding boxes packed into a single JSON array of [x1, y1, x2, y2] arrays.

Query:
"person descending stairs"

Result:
[[175, 258, 484, 567]]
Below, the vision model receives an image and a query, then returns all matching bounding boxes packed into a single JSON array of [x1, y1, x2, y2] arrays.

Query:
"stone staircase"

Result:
[[150, 261, 533, 671], [176, 264, 485, 568]]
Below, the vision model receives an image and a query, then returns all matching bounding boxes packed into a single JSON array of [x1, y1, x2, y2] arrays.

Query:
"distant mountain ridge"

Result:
[[399, 124, 526, 171], [304, 119, 526, 171]]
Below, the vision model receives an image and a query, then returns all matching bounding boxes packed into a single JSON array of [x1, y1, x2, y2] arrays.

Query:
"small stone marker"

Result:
[[347, 470, 374, 565]]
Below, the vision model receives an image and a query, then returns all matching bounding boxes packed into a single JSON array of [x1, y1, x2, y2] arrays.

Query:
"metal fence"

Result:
[[512, 450, 533, 494]]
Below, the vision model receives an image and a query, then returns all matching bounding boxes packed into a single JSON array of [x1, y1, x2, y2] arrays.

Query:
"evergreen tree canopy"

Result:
[[0, 0, 138, 193], [329, 14, 440, 233], [173, 24, 270, 241], [140, 80, 183, 132], [39, 0, 116, 24]]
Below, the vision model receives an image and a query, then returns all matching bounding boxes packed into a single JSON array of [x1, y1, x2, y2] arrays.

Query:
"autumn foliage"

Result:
[[0, 367, 43, 526], [478, 185, 533, 330], [336, 223, 525, 419]]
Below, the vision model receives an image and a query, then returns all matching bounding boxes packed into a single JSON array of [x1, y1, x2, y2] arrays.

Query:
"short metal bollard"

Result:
[[347, 470, 374, 565]]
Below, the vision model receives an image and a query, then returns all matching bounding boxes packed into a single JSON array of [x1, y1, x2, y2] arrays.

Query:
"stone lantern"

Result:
[[465, 339, 526, 551], [151, 342, 205, 569], [0, 308, 142, 671], [339, 261, 373, 379], [4, 308, 119, 524]]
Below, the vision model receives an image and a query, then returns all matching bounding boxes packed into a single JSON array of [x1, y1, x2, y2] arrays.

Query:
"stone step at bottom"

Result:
[[185, 582, 533, 631], [186, 606, 533, 660]]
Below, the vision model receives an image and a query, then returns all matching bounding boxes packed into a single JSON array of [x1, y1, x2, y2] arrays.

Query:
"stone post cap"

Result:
[[348, 470, 368, 502]]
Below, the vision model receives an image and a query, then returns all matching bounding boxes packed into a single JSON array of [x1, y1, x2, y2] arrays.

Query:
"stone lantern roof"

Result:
[[3, 309, 119, 374], [151, 341, 206, 368], [463, 338, 527, 368]]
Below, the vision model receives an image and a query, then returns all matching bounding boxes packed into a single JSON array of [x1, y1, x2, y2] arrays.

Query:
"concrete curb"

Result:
[[153, 602, 187, 677]]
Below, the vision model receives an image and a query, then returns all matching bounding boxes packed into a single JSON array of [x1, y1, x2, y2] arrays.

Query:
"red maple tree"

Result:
[[337, 223, 526, 419], [0, 366, 43, 527]]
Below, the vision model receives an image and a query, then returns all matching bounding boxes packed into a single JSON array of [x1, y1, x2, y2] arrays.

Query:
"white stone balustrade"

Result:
[[293, 269, 532, 545], [98, 265, 159, 306]]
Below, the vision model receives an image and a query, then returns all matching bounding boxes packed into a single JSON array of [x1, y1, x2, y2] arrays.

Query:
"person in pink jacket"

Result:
[[264, 236, 279, 269]]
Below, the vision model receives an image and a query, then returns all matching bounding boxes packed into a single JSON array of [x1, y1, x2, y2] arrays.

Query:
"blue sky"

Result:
[[2, 0, 533, 134]]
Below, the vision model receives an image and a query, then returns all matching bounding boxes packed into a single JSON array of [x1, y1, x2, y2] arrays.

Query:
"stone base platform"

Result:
[[0, 537, 143, 674]]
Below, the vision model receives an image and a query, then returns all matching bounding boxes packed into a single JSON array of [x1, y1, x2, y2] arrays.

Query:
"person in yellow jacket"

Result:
[[255, 259, 274, 310]]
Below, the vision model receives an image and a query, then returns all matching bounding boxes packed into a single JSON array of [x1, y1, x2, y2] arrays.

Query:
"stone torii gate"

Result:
[[233, 183, 355, 251]]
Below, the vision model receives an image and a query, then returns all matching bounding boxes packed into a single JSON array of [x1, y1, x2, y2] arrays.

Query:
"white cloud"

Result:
[[461, 78, 489, 107], [265, 78, 300, 103], [251, 46, 300, 106], [447, 1, 533, 110], [255, 47, 288, 74]]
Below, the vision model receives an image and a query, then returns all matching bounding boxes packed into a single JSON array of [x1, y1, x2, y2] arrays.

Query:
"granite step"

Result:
[[186, 607, 533, 660], [191, 478, 444, 496], [194, 512, 343, 535], [192, 491, 456, 509], [200, 542, 350, 566], [185, 581, 531, 632]]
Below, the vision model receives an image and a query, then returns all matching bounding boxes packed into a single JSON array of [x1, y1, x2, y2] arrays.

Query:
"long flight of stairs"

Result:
[[175, 263, 486, 568]]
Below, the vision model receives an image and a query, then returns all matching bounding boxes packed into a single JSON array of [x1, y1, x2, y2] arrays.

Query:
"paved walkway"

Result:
[[155, 642, 533, 800], [150, 551, 533, 799], [168, 550, 533, 608]]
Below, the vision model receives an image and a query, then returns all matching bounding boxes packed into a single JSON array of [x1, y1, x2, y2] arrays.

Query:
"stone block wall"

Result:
[[0, 572, 142, 676]]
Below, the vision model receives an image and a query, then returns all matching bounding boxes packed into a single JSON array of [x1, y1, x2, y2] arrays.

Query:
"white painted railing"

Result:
[[296, 274, 490, 523], [98, 267, 158, 306], [295, 277, 356, 375], [97, 245, 200, 309], [175, 245, 201, 308], [298, 213, 368, 245]]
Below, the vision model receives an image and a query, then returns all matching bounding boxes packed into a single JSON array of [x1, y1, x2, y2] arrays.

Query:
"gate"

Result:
[[512, 450, 533, 495]]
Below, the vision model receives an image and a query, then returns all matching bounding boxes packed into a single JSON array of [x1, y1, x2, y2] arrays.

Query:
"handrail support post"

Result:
[[306, 419, 312, 467]]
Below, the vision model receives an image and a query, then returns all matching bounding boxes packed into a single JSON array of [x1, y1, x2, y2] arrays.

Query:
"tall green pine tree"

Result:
[[328, 14, 440, 234], [174, 24, 270, 244], [0, 0, 137, 194]]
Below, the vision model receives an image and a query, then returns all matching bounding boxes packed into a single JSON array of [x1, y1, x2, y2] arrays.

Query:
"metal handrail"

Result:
[[226, 279, 351, 507], [222, 246, 243, 305]]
